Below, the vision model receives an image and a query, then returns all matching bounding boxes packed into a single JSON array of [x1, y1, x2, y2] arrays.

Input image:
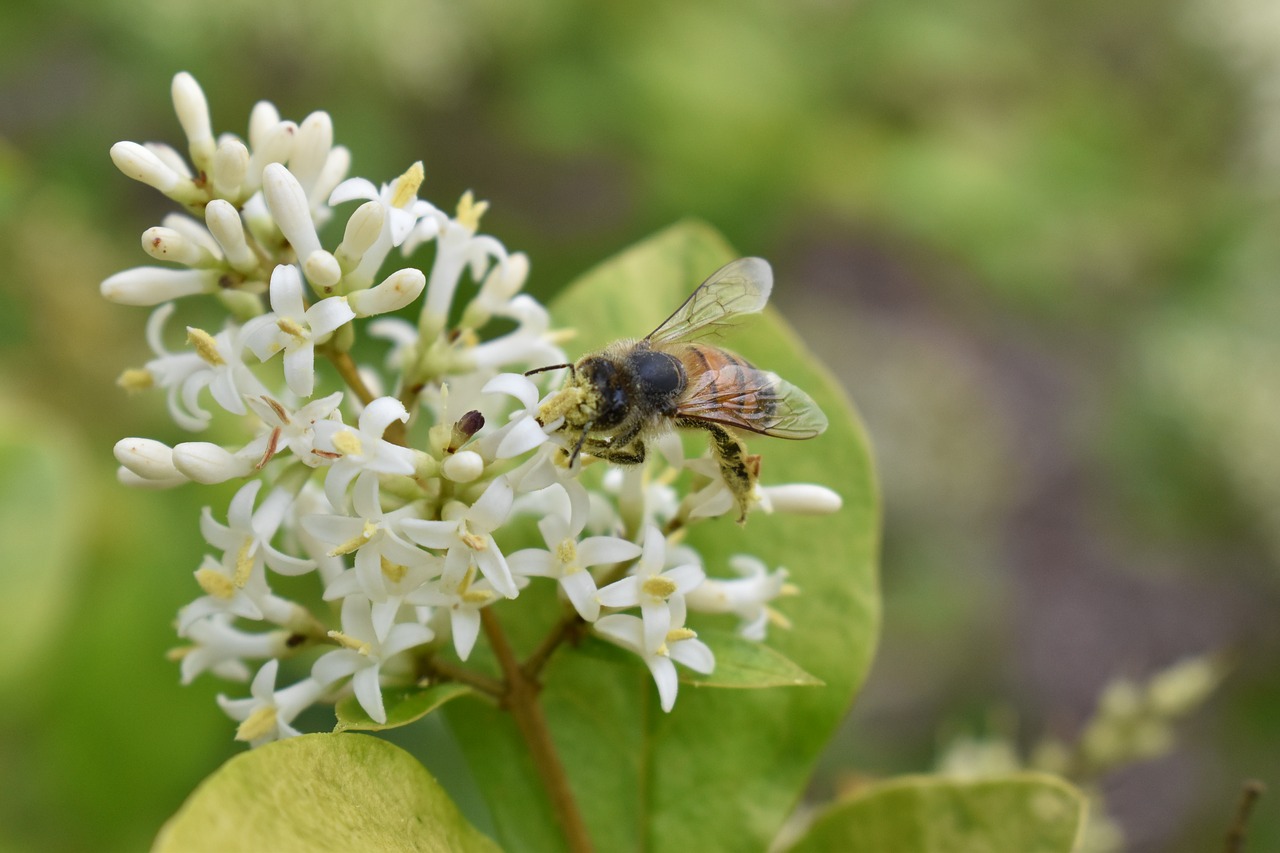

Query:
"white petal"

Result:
[[452, 609, 481, 661], [283, 346, 316, 399], [577, 537, 642, 567], [596, 577, 640, 609], [249, 659, 280, 700], [311, 649, 363, 687], [506, 549, 555, 578], [641, 601, 671, 656], [352, 665, 386, 724], [475, 545, 517, 599], [482, 373, 541, 410], [670, 637, 715, 674], [328, 176, 379, 206], [648, 656, 679, 712], [666, 564, 706, 595], [359, 396, 409, 437], [382, 621, 435, 658], [594, 614, 645, 653], [269, 264, 306, 317], [400, 519, 458, 550], [495, 417, 549, 459], [469, 477, 513, 533], [562, 570, 600, 622], [307, 296, 356, 336]]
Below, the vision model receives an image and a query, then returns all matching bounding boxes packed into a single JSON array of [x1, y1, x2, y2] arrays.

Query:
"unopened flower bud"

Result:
[[348, 268, 426, 316], [1147, 656, 1223, 718], [172, 72, 214, 170], [172, 442, 254, 484], [144, 142, 193, 178], [335, 201, 384, 270], [204, 200, 258, 274], [247, 100, 280, 152], [263, 163, 321, 259], [246, 121, 296, 190], [449, 410, 485, 452], [442, 450, 484, 483], [111, 141, 184, 193], [759, 484, 843, 515], [212, 138, 249, 199], [290, 111, 333, 194], [304, 250, 342, 292], [117, 466, 185, 490], [313, 146, 351, 208], [101, 266, 218, 306], [114, 437, 184, 481], [142, 226, 218, 267]]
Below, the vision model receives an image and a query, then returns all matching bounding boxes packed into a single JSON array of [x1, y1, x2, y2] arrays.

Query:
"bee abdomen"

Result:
[[680, 344, 778, 422]]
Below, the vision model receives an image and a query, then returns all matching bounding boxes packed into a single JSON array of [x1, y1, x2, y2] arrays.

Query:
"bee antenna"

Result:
[[569, 423, 593, 467], [525, 362, 575, 380]]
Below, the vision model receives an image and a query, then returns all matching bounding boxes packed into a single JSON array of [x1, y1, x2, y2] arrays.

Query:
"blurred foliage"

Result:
[[1, 0, 1278, 850]]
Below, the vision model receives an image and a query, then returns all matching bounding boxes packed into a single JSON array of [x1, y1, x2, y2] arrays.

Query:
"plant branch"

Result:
[[481, 608, 593, 853], [420, 656, 504, 698], [1225, 779, 1265, 853], [524, 557, 638, 679]]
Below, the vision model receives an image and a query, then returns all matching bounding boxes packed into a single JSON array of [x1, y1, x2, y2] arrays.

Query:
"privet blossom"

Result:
[[105, 73, 842, 740]]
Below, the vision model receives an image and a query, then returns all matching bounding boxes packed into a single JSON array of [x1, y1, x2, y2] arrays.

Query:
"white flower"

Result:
[[508, 484, 640, 622], [594, 612, 714, 713], [173, 614, 291, 684], [686, 555, 792, 641], [401, 476, 518, 598], [406, 191, 508, 339], [217, 659, 325, 747], [243, 392, 344, 468], [596, 525, 705, 654], [177, 552, 296, 634], [303, 472, 440, 641], [475, 372, 559, 460], [311, 397, 416, 510], [311, 596, 434, 725], [244, 265, 356, 397], [200, 480, 315, 579], [329, 162, 437, 286], [465, 295, 566, 372], [407, 568, 505, 661]]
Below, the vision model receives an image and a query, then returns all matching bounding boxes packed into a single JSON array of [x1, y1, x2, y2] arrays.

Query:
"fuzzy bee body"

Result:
[[534, 258, 827, 521]]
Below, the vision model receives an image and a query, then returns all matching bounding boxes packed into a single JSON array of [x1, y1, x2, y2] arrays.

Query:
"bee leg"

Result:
[[590, 438, 647, 466], [679, 419, 755, 523]]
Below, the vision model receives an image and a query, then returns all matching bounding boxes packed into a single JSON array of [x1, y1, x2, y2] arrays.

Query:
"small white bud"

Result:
[[114, 437, 184, 481], [204, 200, 259, 274], [143, 142, 193, 178], [304, 250, 342, 292], [759, 484, 843, 515], [336, 201, 385, 269], [111, 141, 183, 193], [101, 266, 217, 306], [161, 213, 222, 257], [117, 466, 185, 490], [172, 72, 215, 171], [246, 121, 297, 190], [142, 226, 218, 267], [1147, 657, 1222, 718], [442, 450, 485, 483], [290, 111, 333, 194], [247, 100, 281, 151], [348, 268, 426, 316], [312, 145, 351, 208], [211, 138, 250, 199], [172, 442, 254, 484], [263, 163, 321, 259]]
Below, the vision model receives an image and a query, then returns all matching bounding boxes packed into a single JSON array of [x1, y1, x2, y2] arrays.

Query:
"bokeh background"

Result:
[[2, 1, 1278, 850]]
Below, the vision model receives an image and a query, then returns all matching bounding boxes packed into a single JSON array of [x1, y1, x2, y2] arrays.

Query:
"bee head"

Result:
[[579, 355, 630, 429]]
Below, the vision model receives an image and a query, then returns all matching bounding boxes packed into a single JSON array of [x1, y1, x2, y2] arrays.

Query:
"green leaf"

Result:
[[679, 629, 824, 688], [154, 733, 499, 853], [444, 220, 880, 851], [789, 773, 1087, 853], [334, 683, 473, 732]]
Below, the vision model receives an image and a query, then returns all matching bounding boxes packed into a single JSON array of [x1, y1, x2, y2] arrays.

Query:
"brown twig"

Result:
[[1225, 779, 1265, 853], [420, 656, 504, 698], [481, 608, 593, 852]]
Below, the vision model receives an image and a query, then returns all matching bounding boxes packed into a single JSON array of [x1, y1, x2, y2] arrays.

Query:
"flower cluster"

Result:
[[106, 73, 841, 741]]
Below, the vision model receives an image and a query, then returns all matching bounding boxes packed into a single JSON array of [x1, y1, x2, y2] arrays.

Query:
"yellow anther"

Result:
[[462, 588, 496, 606], [234, 538, 255, 587], [260, 396, 291, 425], [455, 190, 488, 231], [186, 326, 225, 366], [276, 317, 307, 341], [455, 327, 480, 348], [555, 539, 578, 567], [666, 627, 697, 643], [390, 161, 425, 208], [641, 576, 678, 599], [331, 429, 363, 456], [117, 368, 155, 392], [460, 532, 488, 551], [328, 519, 379, 556], [235, 705, 279, 742], [766, 607, 792, 630], [547, 328, 577, 346], [166, 646, 192, 661], [381, 556, 407, 584], [195, 566, 236, 599], [328, 630, 372, 655]]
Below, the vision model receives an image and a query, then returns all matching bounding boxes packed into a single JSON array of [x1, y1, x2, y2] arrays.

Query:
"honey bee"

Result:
[[529, 257, 828, 521]]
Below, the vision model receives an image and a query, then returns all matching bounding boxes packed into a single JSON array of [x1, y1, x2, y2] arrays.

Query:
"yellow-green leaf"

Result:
[[153, 733, 498, 853], [790, 773, 1087, 853]]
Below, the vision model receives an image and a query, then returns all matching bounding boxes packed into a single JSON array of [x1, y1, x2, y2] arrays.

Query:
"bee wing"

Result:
[[647, 257, 773, 345], [677, 368, 829, 439]]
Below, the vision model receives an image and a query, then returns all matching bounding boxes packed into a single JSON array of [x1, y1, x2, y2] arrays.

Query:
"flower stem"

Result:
[[480, 608, 593, 852]]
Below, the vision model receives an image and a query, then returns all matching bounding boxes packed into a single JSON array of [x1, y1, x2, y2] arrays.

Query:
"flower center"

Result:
[[235, 538, 255, 587], [195, 566, 236, 599], [641, 576, 678, 600], [331, 429, 363, 457], [381, 556, 408, 583], [555, 539, 578, 572], [390, 161, 424, 208], [277, 317, 308, 343]]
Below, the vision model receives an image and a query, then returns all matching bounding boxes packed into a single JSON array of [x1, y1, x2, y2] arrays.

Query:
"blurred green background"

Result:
[[1, 1, 1278, 850]]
